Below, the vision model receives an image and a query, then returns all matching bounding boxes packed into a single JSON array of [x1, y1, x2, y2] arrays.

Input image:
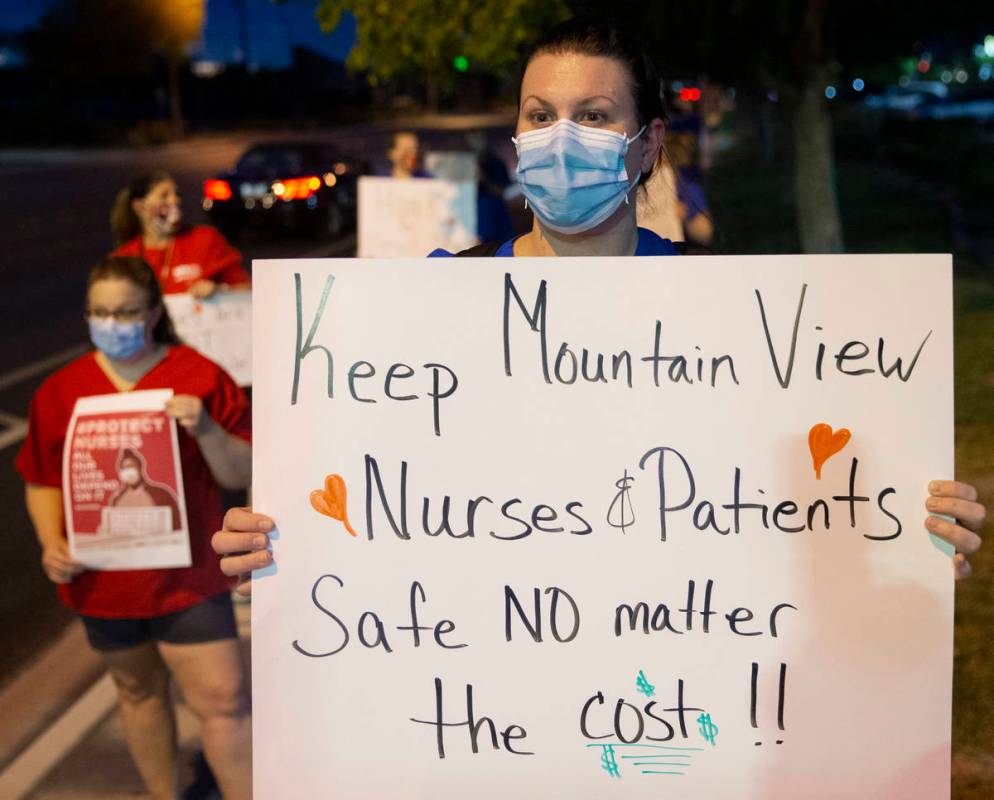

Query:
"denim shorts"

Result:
[[81, 592, 237, 651]]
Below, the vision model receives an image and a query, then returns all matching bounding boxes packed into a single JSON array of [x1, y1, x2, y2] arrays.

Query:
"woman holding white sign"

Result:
[[17, 256, 254, 800], [111, 170, 251, 298], [213, 19, 984, 587]]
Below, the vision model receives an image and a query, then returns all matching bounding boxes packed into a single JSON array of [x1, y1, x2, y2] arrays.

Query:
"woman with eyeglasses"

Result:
[[111, 171, 251, 298], [16, 256, 253, 800]]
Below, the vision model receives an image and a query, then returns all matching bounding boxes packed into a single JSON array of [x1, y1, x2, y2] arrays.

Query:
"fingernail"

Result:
[[258, 551, 272, 566], [253, 535, 268, 549], [926, 516, 939, 530], [928, 481, 939, 493], [926, 498, 938, 510], [258, 519, 273, 532]]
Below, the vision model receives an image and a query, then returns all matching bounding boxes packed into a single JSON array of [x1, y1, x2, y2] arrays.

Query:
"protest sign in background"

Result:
[[424, 151, 479, 184], [164, 290, 252, 386], [63, 389, 190, 570], [357, 176, 477, 257], [252, 255, 953, 799]]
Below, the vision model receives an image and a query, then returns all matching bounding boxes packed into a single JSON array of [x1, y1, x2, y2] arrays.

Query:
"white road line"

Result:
[[0, 343, 89, 392], [0, 674, 116, 800], [0, 411, 28, 450]]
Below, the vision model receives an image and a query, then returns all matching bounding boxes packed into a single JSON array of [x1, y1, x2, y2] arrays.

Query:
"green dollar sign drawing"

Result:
[[697, 712, 719, 746]]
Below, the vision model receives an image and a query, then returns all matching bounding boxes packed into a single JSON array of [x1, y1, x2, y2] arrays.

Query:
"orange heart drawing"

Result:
[[808, 423, 851, 480], [309, 473, 358, 537]]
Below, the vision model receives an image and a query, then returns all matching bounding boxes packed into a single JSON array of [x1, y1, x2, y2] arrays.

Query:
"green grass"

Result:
[[707, 133, 955, 256], [709, 119, 994, 798], [950, 272, 994, 793], [707, 143, 800, 255]]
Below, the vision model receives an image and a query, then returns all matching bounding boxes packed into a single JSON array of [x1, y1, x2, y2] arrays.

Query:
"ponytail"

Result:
[[110, 187, 141, 244]]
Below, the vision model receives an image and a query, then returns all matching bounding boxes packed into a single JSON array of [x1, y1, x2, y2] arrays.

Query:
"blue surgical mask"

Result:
[[512, 119, 646, 234], [89, 318, 148, 360]]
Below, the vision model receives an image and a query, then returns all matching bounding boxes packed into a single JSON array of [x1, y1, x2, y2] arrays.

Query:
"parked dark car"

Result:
[[203, 142, 368, 237], [910, 86, 994, 121], [864, 80, 948, 112]]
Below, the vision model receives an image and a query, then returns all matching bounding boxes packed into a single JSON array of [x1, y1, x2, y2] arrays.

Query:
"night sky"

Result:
[[0, 0, 355, 67]]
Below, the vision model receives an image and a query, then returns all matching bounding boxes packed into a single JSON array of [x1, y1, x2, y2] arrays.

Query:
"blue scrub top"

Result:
[[428, 227, 680, 258]]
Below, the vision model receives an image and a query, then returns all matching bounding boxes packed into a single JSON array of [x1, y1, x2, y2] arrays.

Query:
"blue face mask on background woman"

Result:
[[512, 119, 646, 234], [89, 318, 148, 360]]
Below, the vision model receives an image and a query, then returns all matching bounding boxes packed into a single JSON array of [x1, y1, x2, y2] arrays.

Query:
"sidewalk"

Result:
[[0, 600, 250, 800]]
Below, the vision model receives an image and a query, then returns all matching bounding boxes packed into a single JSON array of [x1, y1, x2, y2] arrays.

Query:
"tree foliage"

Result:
[[315, 0, 568, 94], [572, 1, 992, 97]]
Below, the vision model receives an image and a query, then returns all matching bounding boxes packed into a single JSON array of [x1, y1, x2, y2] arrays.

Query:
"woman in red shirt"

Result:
[[111, 171, 251, 297], [16, 256, 255, 800]]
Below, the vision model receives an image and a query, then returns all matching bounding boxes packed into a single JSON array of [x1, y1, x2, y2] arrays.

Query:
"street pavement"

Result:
[[2, 600, 251, 800]]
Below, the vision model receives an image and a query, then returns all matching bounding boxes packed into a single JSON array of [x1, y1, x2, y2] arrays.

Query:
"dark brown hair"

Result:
[[110, 170, 173, 244], [520, 18, 667, 128], [87, 256, 182, 345]]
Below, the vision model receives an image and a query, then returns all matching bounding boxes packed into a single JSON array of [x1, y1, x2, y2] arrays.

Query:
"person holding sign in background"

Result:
[[16, 256, 253, 800], [214, 18, 984, 593], [637, 130, 715, 249], [667, 131, 714, 248], [111, 171, 251, 298], [387, 130, 431, 179]]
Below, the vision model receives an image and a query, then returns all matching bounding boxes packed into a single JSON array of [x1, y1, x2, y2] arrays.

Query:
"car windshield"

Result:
[[236, 147, 307, 176]]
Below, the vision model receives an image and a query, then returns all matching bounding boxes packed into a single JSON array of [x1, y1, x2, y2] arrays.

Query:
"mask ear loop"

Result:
[[626, 124, 647, 144], [622, 125, 648, 205], [510, 133, 524, 207]]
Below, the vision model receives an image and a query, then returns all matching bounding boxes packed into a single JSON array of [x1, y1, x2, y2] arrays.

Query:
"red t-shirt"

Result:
[[112, 224, 250, 295], [15, 346, 250, 618]]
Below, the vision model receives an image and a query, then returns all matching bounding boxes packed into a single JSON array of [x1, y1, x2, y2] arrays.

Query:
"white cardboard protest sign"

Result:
[[425, 151, 480, 184], [251, 255, 953, 799], [357, 176, 477, 257], [63, 389, 190, 570], [164, 290, 252, 386]]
